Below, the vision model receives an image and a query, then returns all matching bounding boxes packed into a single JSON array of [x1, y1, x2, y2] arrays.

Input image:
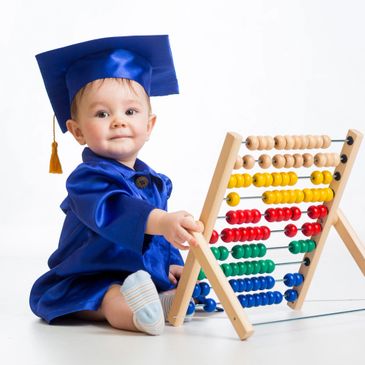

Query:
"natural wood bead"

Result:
[[333, 153, 341, 166], [293, 153, 304, 168], [314, 153, 327, 167], [233, 156, 243, 169], [258, 154, 272, 169], [272, 154, 286, 168], [257, 136, 268, 150], [265, 136, 275, 150], [242, 154, 255, 169], [301, 135, 309, 149], [325, 153, 335, 167], [322, 135, 331, 149], [315, 135, 323, 149], [307, 135, 317, 149], [246, 136, 259, 150], [284, 154, 295, 168], [303, 153, 314, 167], [274, 135, 286, 149], [293, 135, 303, 149], [284, 135, 295, 150]]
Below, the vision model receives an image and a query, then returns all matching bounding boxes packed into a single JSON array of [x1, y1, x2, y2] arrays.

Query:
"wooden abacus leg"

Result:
[[334, 208, 365, 275]]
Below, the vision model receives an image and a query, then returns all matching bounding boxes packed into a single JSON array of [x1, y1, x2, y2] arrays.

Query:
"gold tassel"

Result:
[[49, 115, 63, 174]]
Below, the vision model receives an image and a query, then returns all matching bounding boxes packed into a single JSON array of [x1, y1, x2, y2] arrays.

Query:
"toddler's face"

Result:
[[66, 79, 155, 168]]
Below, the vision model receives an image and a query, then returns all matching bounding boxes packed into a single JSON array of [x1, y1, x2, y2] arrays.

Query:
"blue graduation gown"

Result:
[[29, 148, 184, 323]]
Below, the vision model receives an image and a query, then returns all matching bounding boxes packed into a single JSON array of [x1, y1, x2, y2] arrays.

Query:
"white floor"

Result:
[[2, 240, 365, 365]]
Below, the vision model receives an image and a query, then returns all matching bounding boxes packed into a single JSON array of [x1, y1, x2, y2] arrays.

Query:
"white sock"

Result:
[[121, 270, 164, 335], [159, 291, 194, 322]]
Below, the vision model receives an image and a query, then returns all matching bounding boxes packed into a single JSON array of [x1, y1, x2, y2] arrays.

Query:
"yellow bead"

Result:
[[273, 190, 283, 204], [324, 188, 334, 201], [322, 170, 333, 184], [280, 172, 290, 187], [303, 188, 313, 202], [287, 190, 297, 204], [235, 174, 245, 188], [227, 175, 237, 188], [242, 173, 253, 187], [262, 191, 275, 204], [253, 173, 265, 187], [310, 171, 324, 185], [263, 173, 273, 187], [272, 172, 282, 186], [227, 192, 240, 206], [281, 190, 290, 204], [288, 171, 298, 186], [295, 189, 304, 203], [319, 188, 328, 201], [311, 189, 321, 202]]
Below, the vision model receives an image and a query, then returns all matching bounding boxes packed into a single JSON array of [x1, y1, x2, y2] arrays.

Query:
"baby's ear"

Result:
[[66, 119, 86, 145], [147, 114, 157, 137]]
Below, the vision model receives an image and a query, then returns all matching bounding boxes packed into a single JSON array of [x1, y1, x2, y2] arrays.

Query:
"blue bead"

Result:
[[259, 276, 267, 290], [199, 282, 210, 297], [285, 289, 298, 302], [293, 273, 304, 286], [237, 279, 246, 292], [260, 292, 269, 306], [253, 293, 262, 307], [237, 294, 247, 307], [192, 284, 201, 298], [187, 301, 196, 315], [244, 278, 253, 292], [265, 276, 275, 290], [274, 291, 283, 304], [229, 279, 238, 293], [203, 298, 217, 312], [251, 277, 260, 291], [283, 273, 295, 287], [246, 294, 255, 308], [267, 291, 275, 305], [196, 296, 206, 304]]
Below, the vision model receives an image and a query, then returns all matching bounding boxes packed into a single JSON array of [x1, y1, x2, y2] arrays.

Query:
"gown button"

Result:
[[135, 175, 149, 189]]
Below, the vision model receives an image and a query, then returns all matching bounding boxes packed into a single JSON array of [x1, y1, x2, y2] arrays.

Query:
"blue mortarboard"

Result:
[[36, 35, 179, 133]]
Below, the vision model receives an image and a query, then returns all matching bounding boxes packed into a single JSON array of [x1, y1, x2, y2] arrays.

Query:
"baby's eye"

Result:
[[95, 111, 109, 118], [125, 108, 138, 116]]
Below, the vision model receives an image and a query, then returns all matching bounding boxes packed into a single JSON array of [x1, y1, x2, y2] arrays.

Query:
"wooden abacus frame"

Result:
[[167, 129, 365, 340]]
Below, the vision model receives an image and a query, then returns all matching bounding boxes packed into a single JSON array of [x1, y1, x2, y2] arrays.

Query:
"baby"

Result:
[[30, 35, 203, 335]]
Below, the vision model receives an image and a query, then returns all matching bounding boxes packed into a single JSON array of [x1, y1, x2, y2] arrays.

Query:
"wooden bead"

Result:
[[233, 156, 243, 170], [303, 153, 314, 167], [324, 153, 335, 167], [257, 136, 268, 150], [301, 135, 309, 149], [246, 136, 259, 150], [307, 135, 317, 149], [265, 136, 275, 150], [284, 154, 295, 168], [293, 135, 303, 149], [242, 155, 255, 169], [258, 154, 272, 169], [284, 135, 295, 150], [274, 135, 286, 149], [315, 135, 323, 149], [314, 153, 327, 167], [272, 154, 286, 168], [293, 153, 304, 168], [321, 135, 331, 149], [333, 153, 341, 166]]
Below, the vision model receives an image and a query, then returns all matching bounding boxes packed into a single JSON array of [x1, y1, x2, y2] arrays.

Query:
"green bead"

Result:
[[252, 260, 261, 275], [250, 244, 260, 258], [238, 262, 247, 275], [243, 245, 252, 259], [210, 247, 220, 260], [230, 262, 239, 276], [266, 259, 275, 273], [221, 263, 232, 277], [198, 269, 206, 280], [231, 245, 244, 259], [218, 246, 229, 261], [289, 240, 301, 254], [258, 259, 268, 273], [257, 243, 267, 257], [245, 261, 254, 275], [307, 240, 316, 252], [300, 240, 309, 253]]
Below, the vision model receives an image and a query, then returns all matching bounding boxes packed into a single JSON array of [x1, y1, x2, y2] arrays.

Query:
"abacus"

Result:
[[168, 129, 365, 340]]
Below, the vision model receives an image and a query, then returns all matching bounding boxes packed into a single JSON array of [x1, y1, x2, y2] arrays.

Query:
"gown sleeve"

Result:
[[65, 163, 156, 254]]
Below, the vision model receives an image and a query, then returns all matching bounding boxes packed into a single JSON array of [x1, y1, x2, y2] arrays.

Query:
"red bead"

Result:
[[307, 205, 320, 219], [226, 210, 238, 225], [276, 208, 284, 222], [265, 208, 277, 222], [255, 227, 263, 240], [221, 228, 234, 243], [239, 227, 248, 242], [209, 230, 219, 244], [237, 210, 246, 224], [245, 210, 253, 223], [285, 224, 298, 237], [301, 223, 314, 237], [261, 226, 271, 240], [290, 206, 302, 221], [319, 205, 328, 218], [282, 207, 292, 221], [232, 228, 241, 241], [251, 209, 261, 223], [247, 227, 257, 241], [312, 222, 322, 236]]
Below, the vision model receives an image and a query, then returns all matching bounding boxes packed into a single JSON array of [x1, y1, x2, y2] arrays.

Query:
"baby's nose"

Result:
[[112, 117, 127, 128]]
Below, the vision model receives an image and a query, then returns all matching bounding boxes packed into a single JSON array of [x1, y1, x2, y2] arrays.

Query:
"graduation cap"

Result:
[[36, 35, 179, 173]]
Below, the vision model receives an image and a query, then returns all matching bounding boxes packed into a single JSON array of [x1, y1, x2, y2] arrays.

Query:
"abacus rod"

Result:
[[276, 260, 305, 266]]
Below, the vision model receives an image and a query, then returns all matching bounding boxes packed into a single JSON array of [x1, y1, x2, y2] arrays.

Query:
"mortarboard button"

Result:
[[135, 176, 149, 189]]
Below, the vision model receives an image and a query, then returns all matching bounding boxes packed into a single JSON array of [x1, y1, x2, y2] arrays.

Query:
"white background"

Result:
[[1, 0, 364, 260]]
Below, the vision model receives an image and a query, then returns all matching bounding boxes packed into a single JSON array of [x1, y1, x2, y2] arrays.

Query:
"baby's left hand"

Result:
[[168, 264, 183, 285]]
